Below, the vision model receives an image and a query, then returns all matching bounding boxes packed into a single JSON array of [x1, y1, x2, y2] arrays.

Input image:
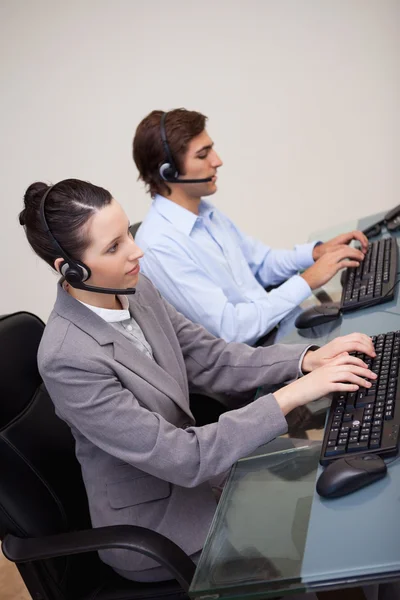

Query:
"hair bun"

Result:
[[19, 182, 50, 227], [24, 181, 49, 206]]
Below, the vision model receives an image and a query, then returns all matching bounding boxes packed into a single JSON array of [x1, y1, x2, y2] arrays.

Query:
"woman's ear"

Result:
[[53, 257, 64, 274]]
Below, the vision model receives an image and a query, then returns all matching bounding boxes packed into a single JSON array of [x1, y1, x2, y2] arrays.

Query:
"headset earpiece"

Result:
[[60, 260, 91, 284], [159, 112, 179, 183], [159, 162, 178, 182]]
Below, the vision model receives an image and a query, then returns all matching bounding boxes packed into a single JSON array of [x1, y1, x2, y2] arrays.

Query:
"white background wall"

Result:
[[1, 0, 399, 322]]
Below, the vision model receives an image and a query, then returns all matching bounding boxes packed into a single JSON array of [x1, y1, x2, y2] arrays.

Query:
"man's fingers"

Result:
[[336, 260, 360, 272], [348, 230, 369, 252], [337, 230, 369, 252], [335, 246, 365, 261]]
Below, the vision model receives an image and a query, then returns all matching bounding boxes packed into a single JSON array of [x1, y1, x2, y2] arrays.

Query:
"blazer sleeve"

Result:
[[160, 295, 311, 395], [41, 352, 288, 489]]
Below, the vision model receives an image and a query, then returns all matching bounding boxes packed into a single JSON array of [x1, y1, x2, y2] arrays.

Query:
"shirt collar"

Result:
[[62, 281, 130, 323], [79, 295, 130, 323], [153, 194, 215, 236]]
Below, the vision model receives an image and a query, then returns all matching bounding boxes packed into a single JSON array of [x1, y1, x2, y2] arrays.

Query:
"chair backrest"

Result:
[[129, 222, 142, 239], [0, 312, 104, 596]]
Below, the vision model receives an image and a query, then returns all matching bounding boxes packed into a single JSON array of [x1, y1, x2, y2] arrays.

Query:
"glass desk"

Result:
[[190, 437, 400, 599], [190, 212, 400, 599]]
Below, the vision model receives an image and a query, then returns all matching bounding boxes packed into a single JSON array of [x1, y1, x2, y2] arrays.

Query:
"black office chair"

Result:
[[0, 312, 195, 600], [129, 222, 142, 239]]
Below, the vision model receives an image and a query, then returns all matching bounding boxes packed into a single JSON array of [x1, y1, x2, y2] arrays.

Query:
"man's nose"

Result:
[[211, 150, 223, 168]]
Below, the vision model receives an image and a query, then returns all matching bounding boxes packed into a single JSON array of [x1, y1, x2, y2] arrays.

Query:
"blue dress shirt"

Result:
[[136, 195, 317, 345]]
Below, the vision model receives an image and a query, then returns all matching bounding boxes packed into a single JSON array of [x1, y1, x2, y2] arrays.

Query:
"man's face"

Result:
[[178, 129, 223, 197]]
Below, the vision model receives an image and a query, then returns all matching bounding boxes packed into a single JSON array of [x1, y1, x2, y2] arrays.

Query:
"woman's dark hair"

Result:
[[19, 179, 112, 269], [133, 108, 207, 197]]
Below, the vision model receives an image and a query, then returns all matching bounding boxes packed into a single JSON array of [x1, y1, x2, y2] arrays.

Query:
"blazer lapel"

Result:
[[112, 339, 192, 418], [126, 292, 192, 413], [54, 282, 192, 419]]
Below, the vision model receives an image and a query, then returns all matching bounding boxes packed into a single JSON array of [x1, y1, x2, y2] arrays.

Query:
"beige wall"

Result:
[[1, 0, 399, 321]]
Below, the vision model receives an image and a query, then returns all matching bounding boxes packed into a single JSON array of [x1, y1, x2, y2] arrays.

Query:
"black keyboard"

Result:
[[320, 331, 400, 465], [340, 237, 397, 311]]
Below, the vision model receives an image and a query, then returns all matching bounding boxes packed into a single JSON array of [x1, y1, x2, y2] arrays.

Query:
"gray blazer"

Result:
[[38, 276, 310, 573]]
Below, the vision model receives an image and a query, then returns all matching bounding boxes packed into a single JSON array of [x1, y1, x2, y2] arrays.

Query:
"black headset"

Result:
[[39, 183, 136, 295], [158, 112, 213, 184]]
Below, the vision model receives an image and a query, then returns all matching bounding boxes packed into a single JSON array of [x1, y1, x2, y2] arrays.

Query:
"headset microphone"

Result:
[[39, 183, 136, 295], [159, 112, 214, 184]]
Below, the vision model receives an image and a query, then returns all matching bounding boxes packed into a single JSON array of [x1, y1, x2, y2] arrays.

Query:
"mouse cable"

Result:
[[343, 277, 400, 314], [384, 454, 400, 468]]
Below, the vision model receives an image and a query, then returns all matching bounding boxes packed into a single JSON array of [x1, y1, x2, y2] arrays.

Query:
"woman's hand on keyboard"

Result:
[[274, 354, 377, 415], [302, 333, 376, 372]]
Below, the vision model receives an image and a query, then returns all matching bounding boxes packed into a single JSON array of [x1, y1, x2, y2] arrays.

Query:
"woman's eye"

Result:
[[107, 243, 118, 254], [198, 154, 207, 160]]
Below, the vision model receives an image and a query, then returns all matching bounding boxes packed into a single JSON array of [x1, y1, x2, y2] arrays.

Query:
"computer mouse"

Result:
[[316, 455, 387, 499], [294, 304, 341, 329]]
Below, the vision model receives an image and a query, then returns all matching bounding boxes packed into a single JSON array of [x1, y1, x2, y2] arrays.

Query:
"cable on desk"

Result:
[[373, 310, 400, 317], [385, 455, 400, 468], [354, 277, 400, 312]]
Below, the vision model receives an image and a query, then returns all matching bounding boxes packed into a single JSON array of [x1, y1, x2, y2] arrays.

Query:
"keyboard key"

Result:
[[361, 425, 371, 433], [347, 441, 369, 452], [369, 439, 381, 449], [325, 446, 346, 457]]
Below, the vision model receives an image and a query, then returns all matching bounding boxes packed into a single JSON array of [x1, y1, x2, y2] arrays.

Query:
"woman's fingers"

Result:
[[329, 354, 367, 368], [332, 383, 360, 392], [328, 357, 377, 380], [339, 334, 376, 356], [333, 366, 376, 387]]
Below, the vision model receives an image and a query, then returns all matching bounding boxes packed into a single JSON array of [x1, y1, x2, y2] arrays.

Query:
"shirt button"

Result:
[[127, 325, 133, 331]]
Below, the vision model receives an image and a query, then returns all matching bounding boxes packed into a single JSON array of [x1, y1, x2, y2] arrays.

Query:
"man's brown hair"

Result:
[[133, 108, 207, 197]]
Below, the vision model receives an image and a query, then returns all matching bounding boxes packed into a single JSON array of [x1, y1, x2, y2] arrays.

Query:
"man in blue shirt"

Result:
[[133, 109, 368, 345]]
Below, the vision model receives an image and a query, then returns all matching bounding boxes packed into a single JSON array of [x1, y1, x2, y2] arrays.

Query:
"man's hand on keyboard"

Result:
[[301, 246, 365, 289], [302, 333, 376, 372], [274, 353, 377, 415], [312, 230, 369, 261]]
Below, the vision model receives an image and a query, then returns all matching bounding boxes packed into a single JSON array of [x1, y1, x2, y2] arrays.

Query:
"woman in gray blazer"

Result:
[[19, 179, 376, 583]]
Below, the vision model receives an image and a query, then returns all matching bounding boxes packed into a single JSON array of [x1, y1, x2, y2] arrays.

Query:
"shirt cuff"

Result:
[[298, 344, 320, 377], [281, 273, 312, 305], [294, 241, 321, 269]]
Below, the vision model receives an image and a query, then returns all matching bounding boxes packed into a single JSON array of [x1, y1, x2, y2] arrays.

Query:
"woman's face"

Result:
[[80, 198, 143, 289]]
